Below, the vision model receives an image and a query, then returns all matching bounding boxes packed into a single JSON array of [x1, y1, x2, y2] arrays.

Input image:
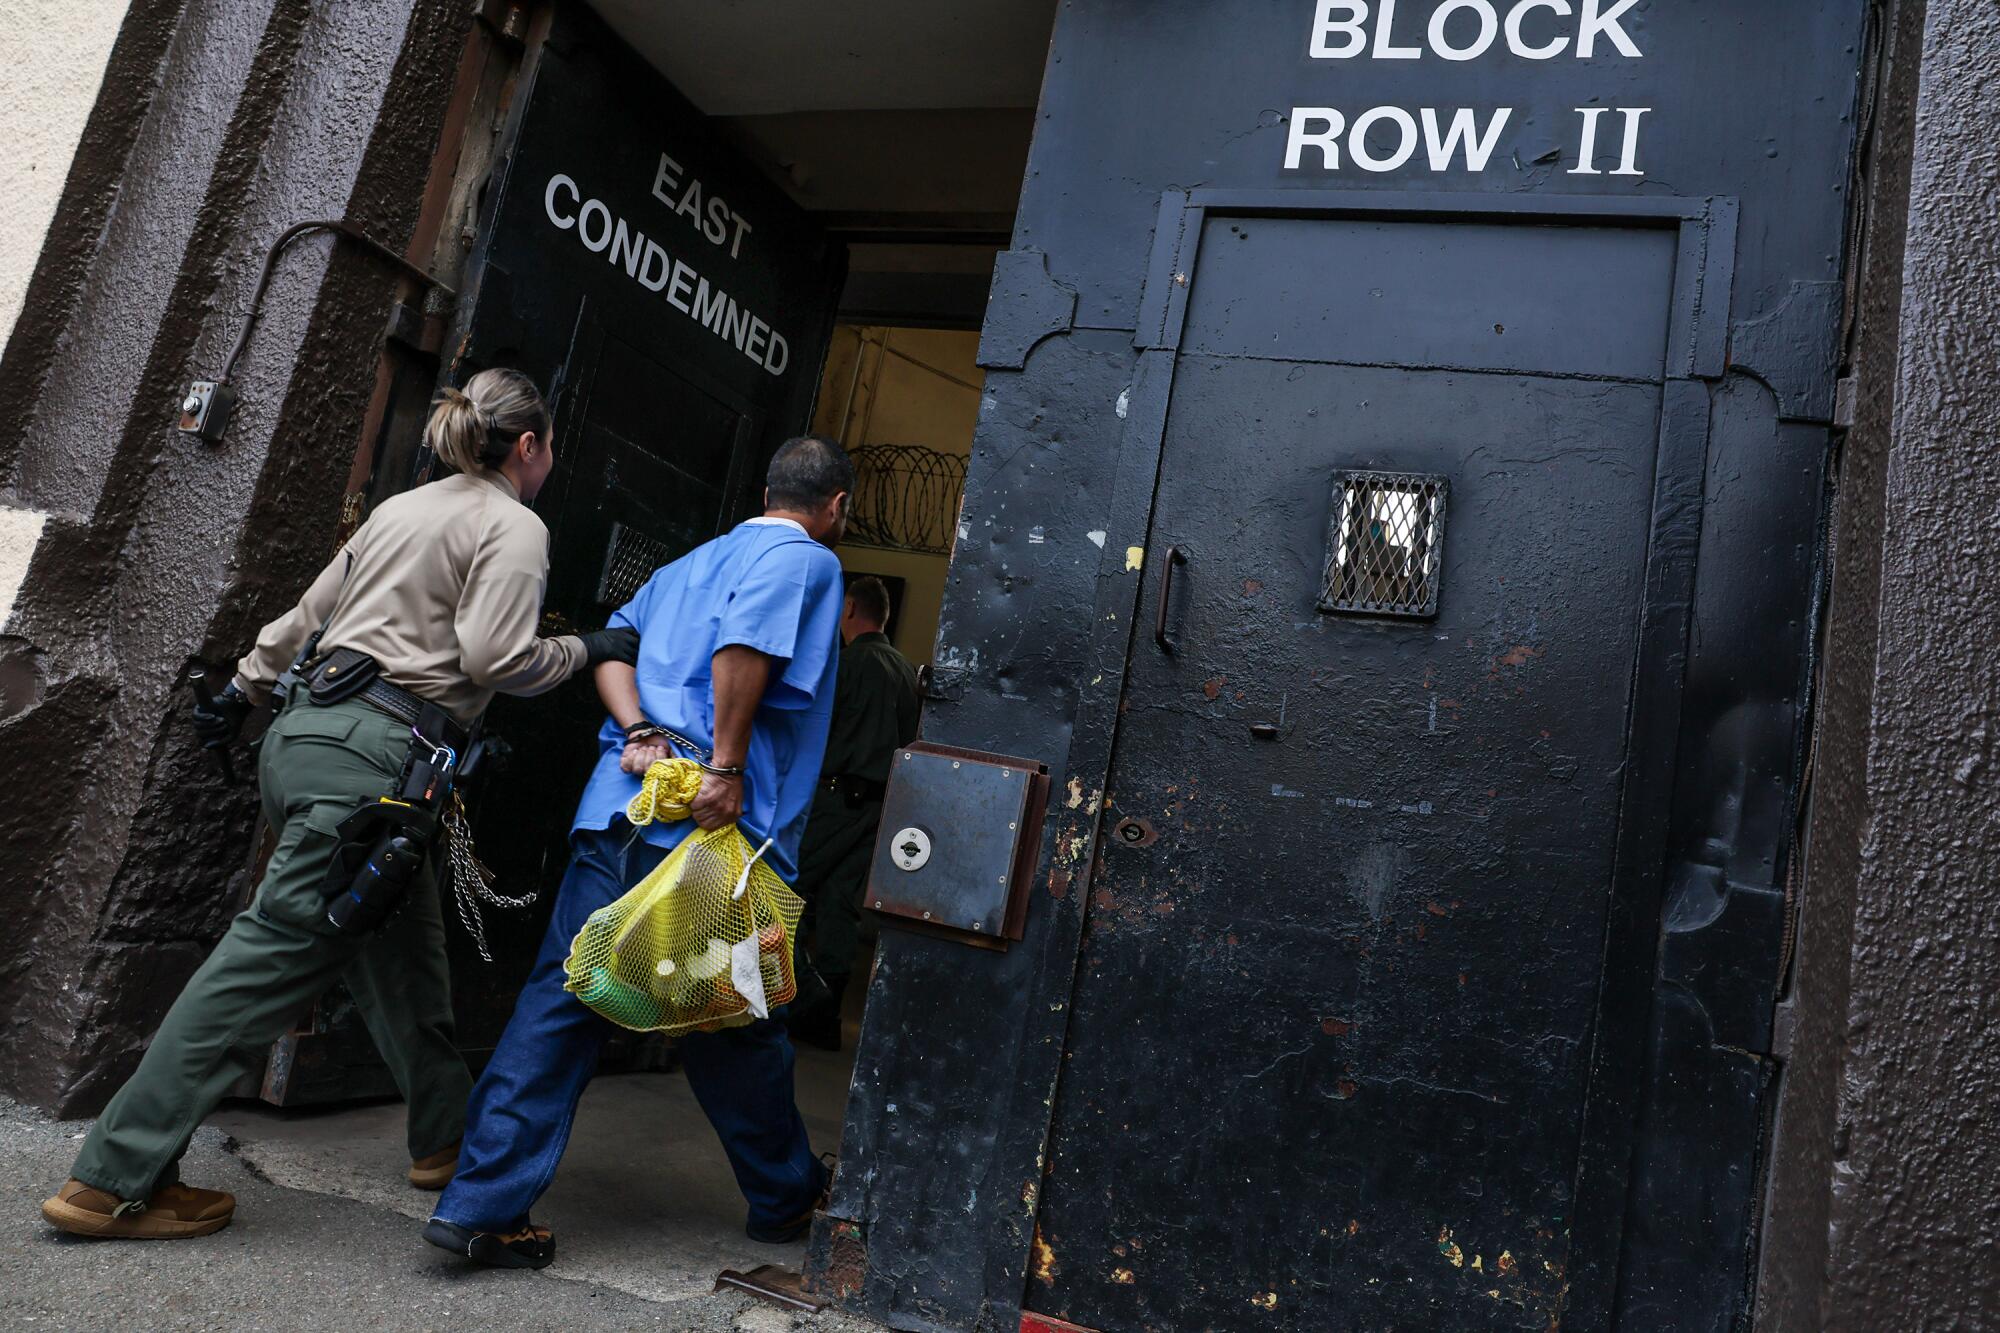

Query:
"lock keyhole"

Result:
[[889, 826, 932, 872]]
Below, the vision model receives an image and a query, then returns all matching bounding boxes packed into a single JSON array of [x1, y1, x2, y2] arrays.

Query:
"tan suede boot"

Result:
[[407, 1142, 461, 1190], [41, 1179, 234, 1239]]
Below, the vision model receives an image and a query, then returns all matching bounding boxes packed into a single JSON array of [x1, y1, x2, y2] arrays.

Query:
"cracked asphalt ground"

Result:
[[0, 1097, 880, 1333]]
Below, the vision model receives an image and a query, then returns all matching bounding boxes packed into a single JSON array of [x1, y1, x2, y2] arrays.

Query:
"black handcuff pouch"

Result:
[[305, 647, 380, 706]]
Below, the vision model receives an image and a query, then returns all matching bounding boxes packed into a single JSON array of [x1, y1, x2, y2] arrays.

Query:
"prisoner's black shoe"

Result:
[[745, 1156, 834, 1244], [423, 1216, 555, 1269], [746, 1206, 816, 1245]]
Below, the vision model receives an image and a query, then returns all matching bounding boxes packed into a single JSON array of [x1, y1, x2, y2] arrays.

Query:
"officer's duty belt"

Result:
[[821, 773, 887, 804], [359, 679, 469, 752]]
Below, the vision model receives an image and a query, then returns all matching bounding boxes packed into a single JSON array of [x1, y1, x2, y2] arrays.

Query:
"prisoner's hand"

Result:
[[690, 771, 743, 830], [620, 740, 671, 775]]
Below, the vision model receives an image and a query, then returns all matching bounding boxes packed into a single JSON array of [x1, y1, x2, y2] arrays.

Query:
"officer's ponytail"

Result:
[[425, 367, 551, 476]]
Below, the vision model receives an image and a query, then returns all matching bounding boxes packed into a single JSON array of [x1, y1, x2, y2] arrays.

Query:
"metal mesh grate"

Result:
[[596, 521, 675, 609], [1318, 471, 1449, 618]]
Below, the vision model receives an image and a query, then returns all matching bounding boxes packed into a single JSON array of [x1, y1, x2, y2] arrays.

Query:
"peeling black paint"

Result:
[[820, 2, 1873, 1329]]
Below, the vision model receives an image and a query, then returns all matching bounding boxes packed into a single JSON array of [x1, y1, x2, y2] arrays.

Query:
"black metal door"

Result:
[[260, 4, 842, 1095], [1029, 200, 1726, 1330], [439, 4, 844, 1060]]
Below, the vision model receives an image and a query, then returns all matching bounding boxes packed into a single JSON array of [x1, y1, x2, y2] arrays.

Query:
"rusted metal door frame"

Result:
[[1020, 187, 1737, 1326]]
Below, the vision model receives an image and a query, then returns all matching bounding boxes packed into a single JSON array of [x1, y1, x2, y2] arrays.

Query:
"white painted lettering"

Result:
[[1504, 0, 1572, 58], [1569, 106, 1606, 173], [1285, 108, 1347, 169], [609, 218, 645, 278], [693, 278, 732, 334], [666, 259, 696, 313], [548, 166, 785, 377], [651, 153, 684, 207], [1373, 0, 1422, 57], [577, 199, 614, 252], [729, 214, 753, 260], [1421, 106, 1512, 170], [1610, 106, 1649, 174], [638, 240, 670, 292], [1429, 0, 1498, 61], [1350, 105, 1419, 171], [725, 303, 752, 351], [675, 178, 704, 225], [1309, 0, 1368, 57], [1577, 0, 1642, 57], [544, 174, 579, 229]]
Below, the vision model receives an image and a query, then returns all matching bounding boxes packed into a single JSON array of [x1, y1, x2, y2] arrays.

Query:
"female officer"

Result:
[[40, 367, 637, 1240]]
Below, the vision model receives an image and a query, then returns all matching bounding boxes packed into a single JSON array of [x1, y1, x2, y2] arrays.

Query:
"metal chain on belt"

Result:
[[444, 793, 537, 963]]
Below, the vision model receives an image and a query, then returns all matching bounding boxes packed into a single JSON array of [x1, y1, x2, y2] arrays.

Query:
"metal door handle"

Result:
[[1154, 545, 1188, 653]]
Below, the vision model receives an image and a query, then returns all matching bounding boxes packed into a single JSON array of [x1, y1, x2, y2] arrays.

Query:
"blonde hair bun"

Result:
[[425, 368, 550, 475]]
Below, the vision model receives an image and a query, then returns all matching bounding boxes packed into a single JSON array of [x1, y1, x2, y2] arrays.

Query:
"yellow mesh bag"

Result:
[[562, 758, 806, 1034]]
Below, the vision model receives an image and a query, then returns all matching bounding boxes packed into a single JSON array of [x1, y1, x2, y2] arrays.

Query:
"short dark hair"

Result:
[[847, 576, 891, 628], [766, 435, 855, 511]]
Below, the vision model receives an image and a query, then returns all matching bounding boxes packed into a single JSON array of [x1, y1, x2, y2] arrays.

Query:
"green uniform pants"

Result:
[[71, 696, 471, 1201], [795, 790, 884, 986]]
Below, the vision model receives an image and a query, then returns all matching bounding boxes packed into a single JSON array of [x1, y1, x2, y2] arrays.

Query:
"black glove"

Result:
[[191, 680, 252, 749], [579, 626, 641, 667]]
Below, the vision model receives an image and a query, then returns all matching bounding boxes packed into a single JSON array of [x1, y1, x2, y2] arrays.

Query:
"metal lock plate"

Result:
[[865, 742, 1049, 948], [889, 826, 932, 872]]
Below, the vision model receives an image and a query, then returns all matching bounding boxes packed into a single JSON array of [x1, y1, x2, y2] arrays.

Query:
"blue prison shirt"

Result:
[[570, 517, 845, 883]]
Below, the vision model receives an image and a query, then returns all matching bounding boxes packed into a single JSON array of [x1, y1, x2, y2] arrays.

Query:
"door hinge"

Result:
[[1833, 375, 1858, 431], [474, 0, 529, 47]]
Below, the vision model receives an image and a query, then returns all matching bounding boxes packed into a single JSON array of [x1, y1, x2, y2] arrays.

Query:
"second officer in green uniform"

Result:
[[40, 368, 638, 1240], [786, 576, 920, 1050]]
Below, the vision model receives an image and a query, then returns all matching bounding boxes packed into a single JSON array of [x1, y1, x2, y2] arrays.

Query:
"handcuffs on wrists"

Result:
[[622, 718, 744, 779]]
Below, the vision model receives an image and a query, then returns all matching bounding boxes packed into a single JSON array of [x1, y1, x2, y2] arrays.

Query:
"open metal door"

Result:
[[260, 1, 844, 1099]]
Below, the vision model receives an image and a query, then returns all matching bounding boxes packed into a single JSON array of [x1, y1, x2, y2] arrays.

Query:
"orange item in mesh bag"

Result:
[[562, 759, 806, 1034]]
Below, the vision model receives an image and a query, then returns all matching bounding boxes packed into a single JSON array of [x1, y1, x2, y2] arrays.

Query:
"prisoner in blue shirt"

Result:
[[430, 436, 857, 1270], [572, 511, 845, 882]]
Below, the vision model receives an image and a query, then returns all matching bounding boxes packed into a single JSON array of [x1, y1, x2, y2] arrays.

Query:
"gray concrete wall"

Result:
[[0, 0, 469, 1113], [1758, 0, 2000, 1325]]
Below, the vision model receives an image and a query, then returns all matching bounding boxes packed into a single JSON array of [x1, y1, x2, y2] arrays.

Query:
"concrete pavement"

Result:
[[0, 1052, 882, 1333]]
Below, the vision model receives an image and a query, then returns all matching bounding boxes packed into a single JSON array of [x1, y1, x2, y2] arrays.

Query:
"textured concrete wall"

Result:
[[1759, 0, 2000, 1325], [0, 0, 134, 357], [0, 0, 469, 1113], [1754, 1, 1923, 1325]]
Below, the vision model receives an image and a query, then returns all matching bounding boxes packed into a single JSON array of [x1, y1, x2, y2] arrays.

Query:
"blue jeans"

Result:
[[435, 822, 825, 1233]]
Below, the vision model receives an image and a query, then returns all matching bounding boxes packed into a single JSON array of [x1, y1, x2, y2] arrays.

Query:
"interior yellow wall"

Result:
[[814, 326, 982, 666]]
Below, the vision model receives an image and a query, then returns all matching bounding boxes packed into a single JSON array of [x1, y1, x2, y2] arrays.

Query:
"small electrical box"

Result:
[[177, 380, 238, 444], [865, 741, 1049, 951]]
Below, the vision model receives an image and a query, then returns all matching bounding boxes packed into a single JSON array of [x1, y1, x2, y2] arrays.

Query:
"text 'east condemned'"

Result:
[[542, 161, 791, 378], [1285, 0, 1653, 176]]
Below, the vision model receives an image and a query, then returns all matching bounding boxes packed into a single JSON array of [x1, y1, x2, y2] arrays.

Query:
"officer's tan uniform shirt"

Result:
[[235, 470, 584, 724]]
